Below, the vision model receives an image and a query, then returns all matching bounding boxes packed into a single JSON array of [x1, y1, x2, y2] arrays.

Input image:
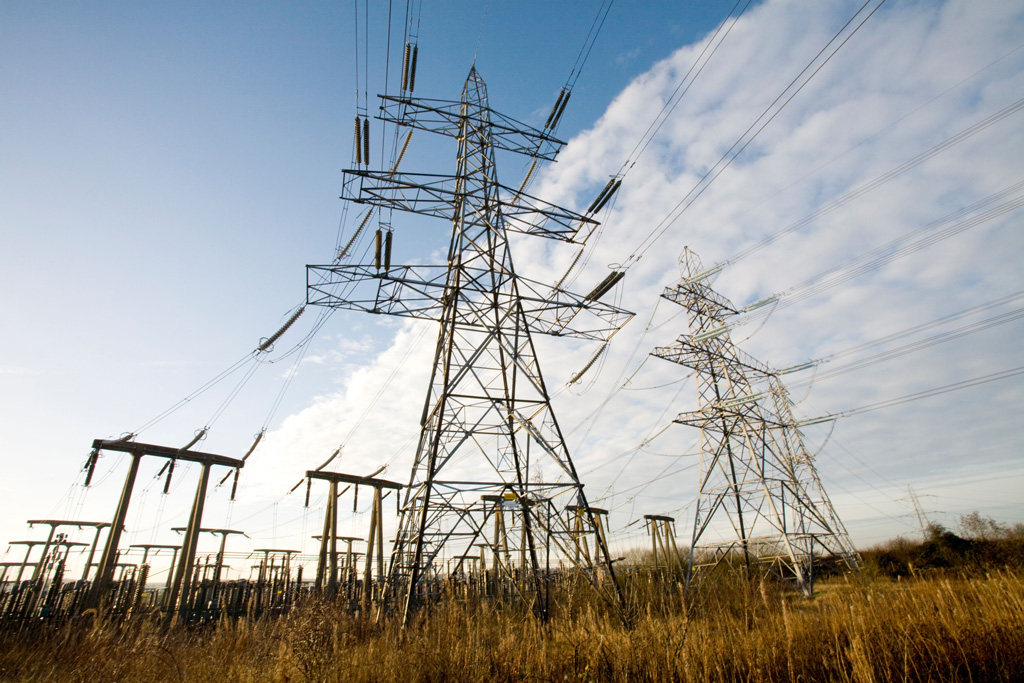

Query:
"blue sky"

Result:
[[2, 0, 1023, 578]]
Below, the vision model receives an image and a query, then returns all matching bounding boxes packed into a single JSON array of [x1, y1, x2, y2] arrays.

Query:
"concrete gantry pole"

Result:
[[77, 438, 243, 616], [169, 528, 245, 587], [7, 541, 44, 585], [305, 469, 402, 609]]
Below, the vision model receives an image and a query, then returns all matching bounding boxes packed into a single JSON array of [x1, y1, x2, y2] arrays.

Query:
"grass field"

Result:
[[2, 565, 1022, 683]]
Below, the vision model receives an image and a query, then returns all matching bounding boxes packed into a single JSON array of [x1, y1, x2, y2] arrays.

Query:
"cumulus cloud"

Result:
[[235, 0, 1024, 552]]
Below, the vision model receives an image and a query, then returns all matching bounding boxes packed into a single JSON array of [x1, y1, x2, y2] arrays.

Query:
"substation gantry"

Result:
[[651, 248, 860, 595], [249, 549, 302, 614], [81, 437, 244, 622], [304, 469, 402, 610], [2, 530, 91, 620], [644, 515, 683, 573], [306, 66, 634, 623], [129, 543, 182, 609]]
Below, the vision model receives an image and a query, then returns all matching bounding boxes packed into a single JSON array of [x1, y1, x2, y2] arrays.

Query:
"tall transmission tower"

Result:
[[651, 248, 859, 595], [307, 67, 633, 622]]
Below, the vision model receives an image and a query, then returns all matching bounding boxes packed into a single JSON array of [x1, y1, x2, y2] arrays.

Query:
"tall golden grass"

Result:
[[2, 569, 1022, 682]]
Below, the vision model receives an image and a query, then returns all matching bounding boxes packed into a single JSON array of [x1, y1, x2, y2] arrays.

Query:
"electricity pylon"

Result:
[[307, 67, 633, 622], [651, 248, 859, 595]]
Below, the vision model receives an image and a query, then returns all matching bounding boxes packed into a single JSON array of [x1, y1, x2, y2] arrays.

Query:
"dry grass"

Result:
[[2, 570, 1022, 682]]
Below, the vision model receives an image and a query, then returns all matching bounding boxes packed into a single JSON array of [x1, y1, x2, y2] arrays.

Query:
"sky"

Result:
[[2, 0, 1023, 582]]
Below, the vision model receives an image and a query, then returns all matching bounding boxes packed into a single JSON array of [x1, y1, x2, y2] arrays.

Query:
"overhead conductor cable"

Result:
[[218, 430, 266, 499]]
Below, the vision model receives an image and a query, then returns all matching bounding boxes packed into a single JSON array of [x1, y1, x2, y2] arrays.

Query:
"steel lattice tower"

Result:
[[308, 68, 632, 622], [651, 248, 859, 594]]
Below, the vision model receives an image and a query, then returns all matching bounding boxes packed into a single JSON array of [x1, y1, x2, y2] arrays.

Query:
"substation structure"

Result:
[[305, 469, 403, 612], [0, 440, 323, 625], [307, 66, 634, 623], [1, 443, 420, 626], [0, 526, 333, 625], [651, 248, 861, 595]]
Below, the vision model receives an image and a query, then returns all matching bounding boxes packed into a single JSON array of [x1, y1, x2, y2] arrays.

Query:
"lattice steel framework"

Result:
[[307, 68, 632, 622], [651, 248, 859, 594]]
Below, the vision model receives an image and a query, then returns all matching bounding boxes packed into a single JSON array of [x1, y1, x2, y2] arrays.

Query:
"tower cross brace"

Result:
[[307, 67, 633, 623], [651, 248, 860, 594]]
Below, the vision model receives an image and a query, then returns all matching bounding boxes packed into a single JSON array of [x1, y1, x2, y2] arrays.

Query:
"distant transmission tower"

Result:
[[651, 248, 859, 595], [308, 67, 633, 622]]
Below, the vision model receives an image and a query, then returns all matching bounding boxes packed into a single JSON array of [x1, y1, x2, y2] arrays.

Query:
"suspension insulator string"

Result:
[[384, 230, 393, 271], [180, 427, 208, 451], [257, 308, 306, 353], [391, 131, 413, 176], [584, 270, 625, 302], [512, 159, 538, 204], [587, 179, 615, 213], [161, 460, 175, 494], [401, 43, 412, 91], [549, 89, 571, 130], [587, 178, 621, 215], [354, 116, 363, 165], [83, 449, 100, 487], [159, 427, 206, 494], [218, 429, 266, 487], [408, 44, 418, 92], [569, 343, 608, 384], [362, 118, 370, 165], [544, 89, 567, 130], [338, 209, 375, 261], [552, 248, 585, 291], [375, 229, 383, 270]]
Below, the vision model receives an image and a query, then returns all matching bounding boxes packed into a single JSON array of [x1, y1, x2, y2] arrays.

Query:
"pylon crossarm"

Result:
[[661, 281, 737, 316], [307, 264, 633, 341], [341, 170, 595, 241], [378, 95, 564, 160], [651, 339, 773, 377], [674, 407, 789, 430]]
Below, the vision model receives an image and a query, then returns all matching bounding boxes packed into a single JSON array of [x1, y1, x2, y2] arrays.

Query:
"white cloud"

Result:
[[306, 0, 1024, 549], [0, 366, 39, 376], [8, 0, 1022, 562]]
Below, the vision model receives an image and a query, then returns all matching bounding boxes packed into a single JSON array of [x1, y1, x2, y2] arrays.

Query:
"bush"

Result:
[[863, 513, 1024, 577]]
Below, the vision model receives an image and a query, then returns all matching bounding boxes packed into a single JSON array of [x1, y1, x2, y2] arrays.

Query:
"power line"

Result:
[[793, 306, 1024, 387], [841, 365, 1024, 416], [721, 95, 1024, 268], [619, 0, 753, 175], [623, 0, 888, 267]]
